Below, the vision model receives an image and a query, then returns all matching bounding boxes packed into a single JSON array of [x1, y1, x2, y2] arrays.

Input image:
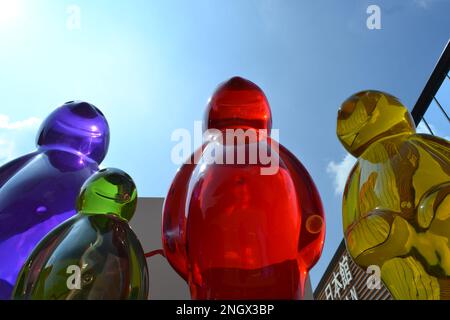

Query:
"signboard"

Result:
[[314, 241, 392, 300]]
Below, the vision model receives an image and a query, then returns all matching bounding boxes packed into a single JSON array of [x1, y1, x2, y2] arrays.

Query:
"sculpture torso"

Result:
[[187, 141, 303, 299], [12, 168, 149, 300], [163, 77, 325, 300], [338, 91, 450, 300], [0, 149, 99, 299]]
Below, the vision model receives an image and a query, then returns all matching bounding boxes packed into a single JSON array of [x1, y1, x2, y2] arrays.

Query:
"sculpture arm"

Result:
[[415, 133, 450, 174], [0, 152, 37, 189], [276, 142, 325, 270], [162, 146, 204, 280], [410, 134, 450, 228]]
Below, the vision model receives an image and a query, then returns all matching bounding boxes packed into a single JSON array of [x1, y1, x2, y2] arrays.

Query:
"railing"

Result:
[[412, 40, 450, 128]]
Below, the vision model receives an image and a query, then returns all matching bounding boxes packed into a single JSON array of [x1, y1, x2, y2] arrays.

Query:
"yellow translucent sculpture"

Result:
[[337, 90, 450, 300]]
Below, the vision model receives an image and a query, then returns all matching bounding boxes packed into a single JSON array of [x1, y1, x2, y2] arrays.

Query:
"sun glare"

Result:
[[0, 0, 22, 27]]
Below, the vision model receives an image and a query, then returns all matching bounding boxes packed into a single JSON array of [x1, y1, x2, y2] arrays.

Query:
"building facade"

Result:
[[314, 241, 392, 300]]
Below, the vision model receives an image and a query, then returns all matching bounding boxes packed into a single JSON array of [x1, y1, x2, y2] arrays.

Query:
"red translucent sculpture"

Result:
[[163, 77, 325, 299]]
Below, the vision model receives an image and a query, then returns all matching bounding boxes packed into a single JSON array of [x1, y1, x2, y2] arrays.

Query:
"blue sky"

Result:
[[0, 0, 449, 289]]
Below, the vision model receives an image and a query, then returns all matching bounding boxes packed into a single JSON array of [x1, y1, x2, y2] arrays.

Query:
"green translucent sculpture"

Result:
[[12, 168, 148, 300], [337, 90, 450, 300]]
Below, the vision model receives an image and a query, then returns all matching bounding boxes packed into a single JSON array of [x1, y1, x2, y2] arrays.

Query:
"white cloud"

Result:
[[0, 114, 42, 165], [0, 138, 14, 164], [0, 114, 41, 130], [327, 153, 357, 195]]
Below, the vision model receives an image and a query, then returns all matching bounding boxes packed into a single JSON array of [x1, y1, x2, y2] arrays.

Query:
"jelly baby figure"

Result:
[[337, 90, 450, 300], [12, 168, 149, 300], [0, 101, 109, 299], [163, 77, 325, 300]]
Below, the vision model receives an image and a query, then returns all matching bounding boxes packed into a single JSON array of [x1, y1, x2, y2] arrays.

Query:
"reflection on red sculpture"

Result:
[[163, 77, 325, 299]]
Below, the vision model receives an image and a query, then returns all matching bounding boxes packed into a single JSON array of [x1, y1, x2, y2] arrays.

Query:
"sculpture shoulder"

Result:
[[274, 140, 318, 187], [408, 133, 450, 160], [0, 152, 39, 188]]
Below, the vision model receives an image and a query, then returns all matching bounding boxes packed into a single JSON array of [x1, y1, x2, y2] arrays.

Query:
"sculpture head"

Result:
[[337, 91, 415, 157], [204, 76, 272, 134], [76, 168, 137, 222], [36, 101, 110, 164]]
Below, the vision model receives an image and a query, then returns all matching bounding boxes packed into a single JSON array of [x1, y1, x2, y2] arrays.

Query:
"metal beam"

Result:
[[411, 40, 450, 125]]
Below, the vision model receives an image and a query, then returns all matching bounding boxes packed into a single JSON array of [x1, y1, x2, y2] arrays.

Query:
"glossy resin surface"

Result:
[[0, 101, 109, 299], [13, 168, 148, 300], [163, 77, 325, 299], [338, 91, 450, 300]]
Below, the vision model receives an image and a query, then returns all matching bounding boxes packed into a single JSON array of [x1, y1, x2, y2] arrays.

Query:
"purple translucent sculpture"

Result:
[[0, 101, 109, 299]]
